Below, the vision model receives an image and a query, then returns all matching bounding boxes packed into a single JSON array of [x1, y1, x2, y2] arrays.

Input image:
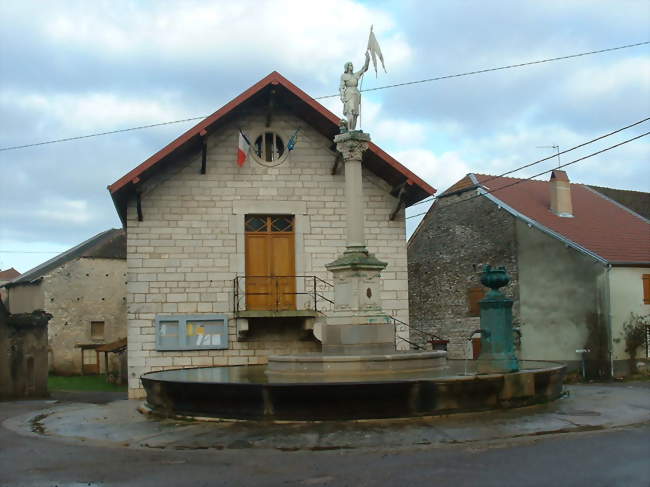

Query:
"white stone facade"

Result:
[[126, 107, 410, 398]]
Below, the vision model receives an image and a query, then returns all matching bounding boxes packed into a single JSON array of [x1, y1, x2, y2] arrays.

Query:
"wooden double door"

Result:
[[245, 215, 296, 311]]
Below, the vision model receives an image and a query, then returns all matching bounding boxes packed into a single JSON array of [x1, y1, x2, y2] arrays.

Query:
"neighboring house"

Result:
[[108, 72, 435, 398], [0, 268, 21, 304], [2, 229, 127, 375], [408, 170, 650, 377]]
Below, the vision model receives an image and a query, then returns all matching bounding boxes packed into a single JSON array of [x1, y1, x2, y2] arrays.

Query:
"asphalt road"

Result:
[[1, 397, 649, 487]]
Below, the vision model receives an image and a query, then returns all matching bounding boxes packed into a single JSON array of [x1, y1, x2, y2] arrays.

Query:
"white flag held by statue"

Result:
[[367, 25, 386, 77]]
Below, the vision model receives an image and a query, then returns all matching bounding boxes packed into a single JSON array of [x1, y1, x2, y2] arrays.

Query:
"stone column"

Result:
[[322, 130, 394, 355], [338, 131, 368, 251]]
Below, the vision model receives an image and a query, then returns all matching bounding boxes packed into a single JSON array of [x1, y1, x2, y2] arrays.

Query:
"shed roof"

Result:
[[108, 71, 435, 225], [3, 229, 126, 287]]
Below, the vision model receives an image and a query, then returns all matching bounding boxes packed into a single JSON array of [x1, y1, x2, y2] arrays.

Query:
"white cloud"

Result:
[[42, 1, 412, 77], [395, 148, 470, 193], [36, 198, 92, 224], [0, 91, 184, 132]]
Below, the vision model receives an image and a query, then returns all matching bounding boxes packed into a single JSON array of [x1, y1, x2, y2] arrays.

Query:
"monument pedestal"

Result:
[[323, 248, 392, 354]]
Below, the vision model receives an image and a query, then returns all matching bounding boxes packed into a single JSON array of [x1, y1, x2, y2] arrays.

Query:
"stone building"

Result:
[[2, 229, 127, 375], [408, 171, 650, 377], [108, 72, 435, 398], [0, 301, 50, 399], [0, 268, 21, 304]]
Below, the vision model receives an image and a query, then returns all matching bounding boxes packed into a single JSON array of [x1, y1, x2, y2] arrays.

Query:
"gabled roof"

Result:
[[3, 229, 126, 288], [464, 173, 650, 265], [587, 185, 650, 220], [0, 268, 21, 281], [108, 71, 435, 225]]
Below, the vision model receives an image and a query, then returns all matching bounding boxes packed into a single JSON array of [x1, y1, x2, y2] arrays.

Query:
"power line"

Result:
[[0, 116, 207, 152], [407, 116, 650, 209], [3, 132, 648, 256], [315, 41, 650, 99], [405, 131, 650, 220], [1, 41, 647, 153]]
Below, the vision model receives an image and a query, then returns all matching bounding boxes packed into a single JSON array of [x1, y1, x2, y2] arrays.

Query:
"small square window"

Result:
[[90, 321, 105, 340]]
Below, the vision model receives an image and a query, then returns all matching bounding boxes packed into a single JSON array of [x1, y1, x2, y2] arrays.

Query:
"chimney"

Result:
[[549, 170, 573, 217]]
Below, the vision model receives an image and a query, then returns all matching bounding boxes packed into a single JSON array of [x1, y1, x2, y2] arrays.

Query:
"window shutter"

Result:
[[643, 274, 650, 305], [468, 286, 485, 316]]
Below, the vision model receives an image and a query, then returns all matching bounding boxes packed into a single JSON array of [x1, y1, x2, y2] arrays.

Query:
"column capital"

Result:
[[334, 131, 371, 161]]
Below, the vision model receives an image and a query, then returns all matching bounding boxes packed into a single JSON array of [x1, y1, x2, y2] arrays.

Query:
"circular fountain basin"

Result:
[[141, 359, 566, 421], [266, 350, 448, 378]]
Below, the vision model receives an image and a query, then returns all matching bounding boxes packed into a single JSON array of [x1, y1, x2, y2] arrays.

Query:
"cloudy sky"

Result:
[[1, 0, 649, 273]]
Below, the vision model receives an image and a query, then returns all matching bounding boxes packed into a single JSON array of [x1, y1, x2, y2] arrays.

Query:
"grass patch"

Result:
[[48, 374, 127, 392]]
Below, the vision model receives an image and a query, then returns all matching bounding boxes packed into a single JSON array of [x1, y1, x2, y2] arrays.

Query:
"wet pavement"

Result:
[[3, 382, 650, 452]]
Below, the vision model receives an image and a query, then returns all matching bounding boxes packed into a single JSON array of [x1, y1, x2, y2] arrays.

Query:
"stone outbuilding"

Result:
[[408, 171, 650, 377], [107, 72, 435, 398], [0, 268, 21, 304], [2, 229, 127, 375], [0, 301, 50, 399]]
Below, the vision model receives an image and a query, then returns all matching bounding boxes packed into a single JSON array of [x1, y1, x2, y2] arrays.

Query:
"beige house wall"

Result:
[[516, 220, 608, 367], [126, 107, 409, 398], [608, 266, 650, 361], [6, 283, 44, 314]]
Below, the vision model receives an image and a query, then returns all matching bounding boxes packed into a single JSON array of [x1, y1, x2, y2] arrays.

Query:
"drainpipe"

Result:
[[604, 264, 614, 378]]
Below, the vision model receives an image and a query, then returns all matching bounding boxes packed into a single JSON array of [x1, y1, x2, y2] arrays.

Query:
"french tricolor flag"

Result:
[[237, 129, 250, 167]]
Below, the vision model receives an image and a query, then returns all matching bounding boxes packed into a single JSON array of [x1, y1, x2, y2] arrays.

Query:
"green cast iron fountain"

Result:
[[478, 265, 520, 374]]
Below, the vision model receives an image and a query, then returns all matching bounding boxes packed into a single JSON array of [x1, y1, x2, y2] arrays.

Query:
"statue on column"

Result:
[[339, 26, 387, 132], [339, 53, 370, 132]]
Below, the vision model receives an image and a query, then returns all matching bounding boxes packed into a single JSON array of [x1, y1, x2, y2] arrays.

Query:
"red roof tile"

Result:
[[473, 173, 650, 264], [0, 268, 20, 280]]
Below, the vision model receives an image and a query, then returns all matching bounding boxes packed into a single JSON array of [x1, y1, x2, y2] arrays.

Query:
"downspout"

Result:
[[604, 264, 614, 378]]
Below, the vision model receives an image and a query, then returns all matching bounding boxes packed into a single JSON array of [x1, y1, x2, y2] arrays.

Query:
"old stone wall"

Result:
[[125, 106, 409, 398], [42, 257, 127, 375], [407, 190, 519, 358], [0, 304, 50, 399], [6, 282, 44, 314]]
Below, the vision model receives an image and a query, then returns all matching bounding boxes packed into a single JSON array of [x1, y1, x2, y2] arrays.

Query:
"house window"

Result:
[[467, 286, 486, 316], [643, 274, 650, 304], [155, 314, 229, 351], [254, 132, 285, 162], [90, 321, 105, 340]]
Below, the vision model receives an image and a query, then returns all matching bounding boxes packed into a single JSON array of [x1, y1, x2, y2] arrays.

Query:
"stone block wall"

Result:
[[125, 107, 409, 398], [43, 257, 127, 374], [0, 304, 50, 399], [407, 189, 519, 357]]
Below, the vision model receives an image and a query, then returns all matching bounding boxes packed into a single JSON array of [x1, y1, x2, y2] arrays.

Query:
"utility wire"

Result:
[[3, 132, 648, 255], [0, 116, 207, 152], [405, 131, 650, 220], [1, 41, 647, 153], [315, 41, 650, 99], [408, 116, 650, 208]]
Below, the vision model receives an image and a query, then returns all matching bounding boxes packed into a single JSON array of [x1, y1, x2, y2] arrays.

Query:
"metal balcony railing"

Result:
[[233, 275, 334, 314]]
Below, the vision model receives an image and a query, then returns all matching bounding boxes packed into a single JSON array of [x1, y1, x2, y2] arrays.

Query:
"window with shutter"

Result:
[[467, 286, 485, 316], [643, 274, 650, 305]]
